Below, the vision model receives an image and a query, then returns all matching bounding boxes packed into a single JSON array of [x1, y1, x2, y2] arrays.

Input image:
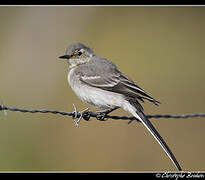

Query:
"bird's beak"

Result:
[[59, 55, 70, 59]]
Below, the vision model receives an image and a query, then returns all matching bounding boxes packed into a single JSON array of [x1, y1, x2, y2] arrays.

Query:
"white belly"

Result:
[[67, 69, 125, 109]]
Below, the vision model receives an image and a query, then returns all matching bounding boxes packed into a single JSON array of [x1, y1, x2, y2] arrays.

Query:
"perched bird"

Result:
[[59, 42, 182, 171]]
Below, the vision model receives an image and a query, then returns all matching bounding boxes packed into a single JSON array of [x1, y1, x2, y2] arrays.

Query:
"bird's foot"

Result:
[[95, 107, 118, 121], [96, 112, 107, 121], [72, 104, 89, 127]]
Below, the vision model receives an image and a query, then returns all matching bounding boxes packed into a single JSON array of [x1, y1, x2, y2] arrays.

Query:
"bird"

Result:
[[59, 42, 182, 171]]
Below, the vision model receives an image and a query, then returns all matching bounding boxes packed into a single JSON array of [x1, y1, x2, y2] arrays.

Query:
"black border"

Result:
[[0, 172, 156, 179], [0, 0, 204, 178], [0, 0, 205, 5], [0, 172, 205, 179]]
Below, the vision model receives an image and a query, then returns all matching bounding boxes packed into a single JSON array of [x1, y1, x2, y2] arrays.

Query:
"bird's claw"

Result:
[[96, 113, 107, 121], [82, 111, 91, 121], [72, 104, 89, 127]]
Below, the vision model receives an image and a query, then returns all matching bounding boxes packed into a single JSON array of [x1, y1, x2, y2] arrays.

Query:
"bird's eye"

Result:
[[78, 51, 82, 56]]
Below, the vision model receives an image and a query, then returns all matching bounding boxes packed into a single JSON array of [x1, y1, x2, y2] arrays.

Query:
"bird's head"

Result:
[[59, 42, 94, 68]]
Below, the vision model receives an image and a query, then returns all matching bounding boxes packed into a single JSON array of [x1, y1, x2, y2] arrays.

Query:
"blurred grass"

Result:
[[0, 6, 205, 171]]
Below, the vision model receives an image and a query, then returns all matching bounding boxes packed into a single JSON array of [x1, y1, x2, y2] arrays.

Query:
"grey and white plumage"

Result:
[[59, 42, 182, 171]]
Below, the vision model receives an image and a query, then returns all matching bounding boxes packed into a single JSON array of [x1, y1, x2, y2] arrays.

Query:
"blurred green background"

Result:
[[0, 6, 205, 171]]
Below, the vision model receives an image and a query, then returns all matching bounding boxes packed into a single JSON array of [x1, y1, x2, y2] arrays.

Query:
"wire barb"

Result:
[[0, 101, 8, 117], [72, 104, 89, 127], [72, 104, 78, 119]]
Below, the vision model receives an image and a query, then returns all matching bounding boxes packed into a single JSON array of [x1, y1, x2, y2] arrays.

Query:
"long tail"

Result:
[[126, 103, 182, 171]]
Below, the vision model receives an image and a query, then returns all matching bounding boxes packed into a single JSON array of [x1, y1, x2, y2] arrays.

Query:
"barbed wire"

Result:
[[1, 103, 205, 126]]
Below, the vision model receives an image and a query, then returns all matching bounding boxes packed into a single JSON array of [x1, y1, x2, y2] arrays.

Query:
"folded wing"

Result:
[[79, 57, 160, 105]]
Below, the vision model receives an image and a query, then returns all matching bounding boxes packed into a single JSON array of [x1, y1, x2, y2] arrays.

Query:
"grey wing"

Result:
[[78, 56, 120, 87], [79, 57, 160, 105], [118, 73, 160, 105]]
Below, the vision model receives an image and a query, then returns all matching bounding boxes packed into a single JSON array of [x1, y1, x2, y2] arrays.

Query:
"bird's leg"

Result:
[[95, 107, 119, 121], [72, 104, 89, 127]]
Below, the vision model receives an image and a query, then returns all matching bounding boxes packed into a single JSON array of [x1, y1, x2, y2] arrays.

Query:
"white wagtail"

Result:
[[59, 42, 182, 171]]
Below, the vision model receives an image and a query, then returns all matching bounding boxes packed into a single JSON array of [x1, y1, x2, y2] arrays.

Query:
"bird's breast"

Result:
[[67, 68, 125, 109]]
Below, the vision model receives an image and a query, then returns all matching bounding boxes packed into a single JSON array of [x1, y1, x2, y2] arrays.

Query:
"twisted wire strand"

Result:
[[0, 103, 205, 121]]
